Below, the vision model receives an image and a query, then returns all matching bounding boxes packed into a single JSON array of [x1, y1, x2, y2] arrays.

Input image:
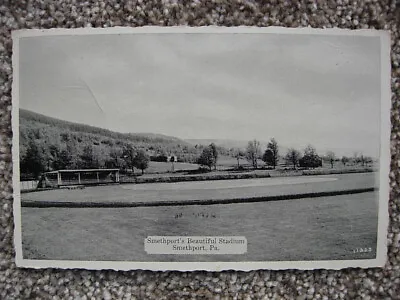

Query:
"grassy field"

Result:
[[119, 157, 375, 186], [20, 172, 379, 261], [141, 156, 253, 174], [216, 155, 256, 170], [21, 191, 378, 262], [21, 173, 377, 205], [143, 156, 376, 176], [141, 161, 199, 174]]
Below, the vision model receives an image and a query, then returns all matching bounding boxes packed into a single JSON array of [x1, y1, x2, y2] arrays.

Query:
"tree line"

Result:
[[19, 112, 197, 178], [197, 137, 374, 171], [20, 110, 374, 179], [239, 138, 325, 169]]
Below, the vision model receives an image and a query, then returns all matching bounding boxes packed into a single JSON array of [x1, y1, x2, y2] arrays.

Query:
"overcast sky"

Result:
[[19, 32, 381, 157]]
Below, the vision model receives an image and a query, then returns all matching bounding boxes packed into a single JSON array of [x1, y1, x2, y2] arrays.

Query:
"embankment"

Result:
[[21, 187, 376, 208], [120, 167, 375, 185]]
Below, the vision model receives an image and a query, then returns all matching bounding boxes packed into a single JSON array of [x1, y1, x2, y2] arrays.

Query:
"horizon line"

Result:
[[20, 108, 377, 158]]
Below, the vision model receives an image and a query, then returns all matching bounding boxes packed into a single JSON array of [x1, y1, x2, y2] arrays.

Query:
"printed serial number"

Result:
[[174, 212, 217, 219], [352, 247, 372, 253]]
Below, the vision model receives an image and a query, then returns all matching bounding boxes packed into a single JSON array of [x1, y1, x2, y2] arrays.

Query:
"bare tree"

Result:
[[234, 148, 245, 169], [353, 152, 359, 165], [209, 143, 218, 170], [353, 152, 366, 167], [341, 156, 349, 166], [360, 153, 366, 167], [266, 138, 279, 169], [246, 140, 261, 169], [326, 151, 336, 168], [285, 148, 301, 169]]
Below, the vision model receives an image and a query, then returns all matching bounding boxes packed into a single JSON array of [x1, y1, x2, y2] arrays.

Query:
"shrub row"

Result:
[[26, 167, 376, 193], [302, 168, 375, 176], [121, 172, 272, 184], [22, 187, 377, 208], [118, 168, 375, 185]]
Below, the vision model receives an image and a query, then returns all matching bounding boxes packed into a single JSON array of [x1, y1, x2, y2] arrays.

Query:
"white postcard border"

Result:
[[11, 26, 391, 271]]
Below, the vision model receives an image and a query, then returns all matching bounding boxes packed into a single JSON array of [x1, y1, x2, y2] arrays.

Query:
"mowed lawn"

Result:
[[21, 173, 377, 205], [141, 161, 199, 174], [21, 191, 378, 262], [216, 155, 256, 170]]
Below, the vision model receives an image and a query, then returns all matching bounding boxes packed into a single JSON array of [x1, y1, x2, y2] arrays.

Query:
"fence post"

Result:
[[57, 172, 61, 186]]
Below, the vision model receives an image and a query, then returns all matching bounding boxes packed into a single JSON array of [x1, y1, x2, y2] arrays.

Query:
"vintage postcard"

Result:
[[12, 27, 391, 271]]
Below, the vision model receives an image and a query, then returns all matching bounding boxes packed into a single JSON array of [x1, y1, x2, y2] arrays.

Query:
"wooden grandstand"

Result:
[[39, 169, 120, 188]]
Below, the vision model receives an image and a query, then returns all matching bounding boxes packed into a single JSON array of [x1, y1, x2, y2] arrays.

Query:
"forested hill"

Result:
[[20, 109, 185, 145], [19, 109, 200, 177]]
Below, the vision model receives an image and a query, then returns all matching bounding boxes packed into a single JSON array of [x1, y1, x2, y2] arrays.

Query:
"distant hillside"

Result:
[[185, 139, 249, 150], [186, 138, 299, 162], [19, 109, 199, 177], [20, 109, 188, 145], [185, 138, 286, 152]]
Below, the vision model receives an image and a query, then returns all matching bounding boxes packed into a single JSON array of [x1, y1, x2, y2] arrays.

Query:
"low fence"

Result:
[[20, 167, 376, 192], [119, 167, 375, 185], [119, 172, 271, 184], [301, 167, 375, 176], [21, 187, 377, 208], [20, 180, 39, 191]]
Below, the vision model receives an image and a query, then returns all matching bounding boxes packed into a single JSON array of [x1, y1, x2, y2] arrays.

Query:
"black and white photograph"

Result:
[[12, 27, 390, 271]]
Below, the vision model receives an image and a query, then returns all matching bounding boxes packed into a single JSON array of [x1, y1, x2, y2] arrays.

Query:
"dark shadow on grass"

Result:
[[21, 187, 376, 208]]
